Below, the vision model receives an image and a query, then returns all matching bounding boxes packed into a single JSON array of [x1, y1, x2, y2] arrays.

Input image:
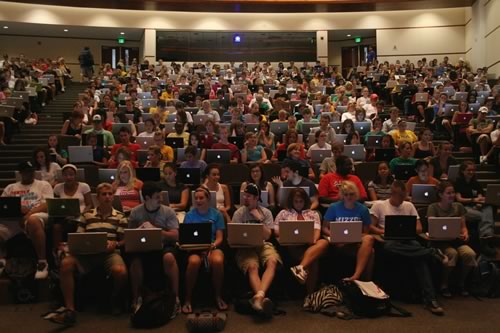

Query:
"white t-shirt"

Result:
[[307, 143, 332, 158], [137, 131, 155, 138], [2, 179, 54, 210], [363, 104, 378, 118], [369, 199, 419, 229], [382, 118, 400, 133], [53, 182, 91, 213], [357, 96, 369, 107], [341, 112, 356, 122], [40, 162, 61, 185]]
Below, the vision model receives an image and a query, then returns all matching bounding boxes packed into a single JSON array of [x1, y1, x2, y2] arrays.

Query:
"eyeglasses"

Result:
[[343, 192, 356, 197]]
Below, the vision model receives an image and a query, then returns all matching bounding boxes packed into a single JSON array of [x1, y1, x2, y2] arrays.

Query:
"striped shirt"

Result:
[[77, 208, 128, 241]]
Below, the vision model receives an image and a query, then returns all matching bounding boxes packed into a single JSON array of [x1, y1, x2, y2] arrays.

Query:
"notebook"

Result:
[[278, 220, 314, 245], [383, 215, 417, 240], [329, 221, 362, 244], [68, 146, 94, 163], [178, 168, 201, 185], [0, 197, 22, 218], [179, 223, 212, 250], [394, 164, 417, 180], [124, 228, 163, 253], [67, 232, 108, 255], [47, 198, 80, 217], [411, 184, 437, 204], [310, 149, 332, 163], [343, 145, 366, 161], [227, 223, 264, 247], [135, 168, 161, 182], [427, 217, 461, 240], [206, 149, 231, 164]]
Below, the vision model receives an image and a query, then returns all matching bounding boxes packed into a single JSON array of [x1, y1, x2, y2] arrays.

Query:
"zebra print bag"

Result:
[[303, 284, 343, 312]]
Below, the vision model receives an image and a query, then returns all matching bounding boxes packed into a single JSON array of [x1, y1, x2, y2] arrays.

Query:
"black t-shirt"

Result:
[[454, 177, 484, 198], [93, 146, 110, 162], [157, 180, 188, 205], [283, 178, 318, 197]]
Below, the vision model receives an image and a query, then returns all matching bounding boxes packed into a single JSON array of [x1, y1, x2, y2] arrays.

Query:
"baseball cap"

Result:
[[370, 94, 378, 100], [18, 161, 35, 173], [93, 114, 102, 122], [244, 183, 261, 201], [479, 106, 489, 113]]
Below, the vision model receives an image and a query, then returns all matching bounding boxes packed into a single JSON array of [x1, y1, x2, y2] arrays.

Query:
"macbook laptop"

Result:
[[354, 122, 371, 136], [310, 149, 332, 163], [179, 223, 212, 250], [124, 228, 163, 253], [374, 148, 396, 161], [193, 114, 209, 126], [329, 221, 363, 244], [227, 223, 264, 247], [279, 186, 310, 208], [191, 190, 217, 208], [485, 184, 500, 206], [270, 122, 289, 136], [163, 122, 176, 134], [99, 169, 117, 183], [394, 164, 417, 180], [333, 134, 347, 145], [444, 104, 458, 117], [82, 133, 104, 147], [415, 93, 429, 103], [343, 145, 366, 161], [383, 215, 417, 240], [178, 168, 201, 185], [455, 113, 473, 125], [427, 217, 461, 240], [245, 124, 259, 133], [366, 135, 383, 148], [165, 137, 184, 149], [228, 136, 244, 149], [278, 221, 314, 245], [330, 121, 342, 132], [206, 149, 231, 164], [135, 168, 161, 182], [0, 197, 22, 218], [67, 232, 108, 255], [447, 164, 460, 182], [468, 103, 480, 114], [47, 198, 80, 217], [411, 184, 437, 204], [454, 92, 468, 102], [301, 122, 319, 136], [137, 137, 155, 149], [68, 146, 94, 163]]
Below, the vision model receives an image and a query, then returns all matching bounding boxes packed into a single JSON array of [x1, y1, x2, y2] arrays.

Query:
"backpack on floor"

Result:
[[4, 233, 38, 303], [303, 284, 344, 312], [471, 258, 500, 298], [340, 280, 411, 318], [130, 288, 176, 328]]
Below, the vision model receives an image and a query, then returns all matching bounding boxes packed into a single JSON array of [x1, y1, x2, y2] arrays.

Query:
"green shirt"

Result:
[[84, 128, 115, 147], [427, 202, 466, 218], [389, 157, 417, 172]]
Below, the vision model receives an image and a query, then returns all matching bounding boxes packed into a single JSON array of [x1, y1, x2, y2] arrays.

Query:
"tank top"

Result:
[[215, 183, 225, 209], [66, 124, 82, 136], [414, 146, 433, 159]]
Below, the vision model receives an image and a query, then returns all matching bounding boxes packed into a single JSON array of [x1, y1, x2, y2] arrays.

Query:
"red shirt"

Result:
[[318, 173, 367, 201], [111, 143, 141, 161]]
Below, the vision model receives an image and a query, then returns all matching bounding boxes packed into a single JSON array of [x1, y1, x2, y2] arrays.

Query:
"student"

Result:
[[406, 159, 440, 196], [128, 182, 180, 315], [274, 188, 328, 294], [390, 120, 417, 146], [241, 132, 268, 164], [240, 163, 276, 208], [183, 187, 227, 314], [412, 128, 436, 159], [284, 143, 315, 180], [167, 122, 190, 147], [370, 181, 445, 316], [110, 126, 140, 163], [322, 181, 375, 281], [143, 145, 164, 169], [211, 125, 240, 163], [296, 108, 318, 134], [367, 161, 394, 201], [310, 113, 336, 144], [137, 118, 157, 137], [231, 183, 280, 315], [32, 146, 61, 187], [382, 107, 401, 133], [307, 130, 332, 159], [272, 129, 305, 161], [152, 131, 174, 163], [428, 141, 458, 180], [273, 160, 319, 210], [112, 160, 144, 212], [47, 134, 68, 166], [389, 141, 417, 173], [85, 132, 109, 168], [46, 183, 128, 325], [319, 142, 344, 179], [466, 107, 494, 163], [53, 164, 92, 214], [364, 117, 386, 142], [180, 145, 208, 173], [427, 181, 477, 297], [202, 164, 232, 220], [197, 100, 221, 123]]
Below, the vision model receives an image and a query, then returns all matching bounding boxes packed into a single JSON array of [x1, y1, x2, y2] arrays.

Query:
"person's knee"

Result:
[[163, 252, 177, 267], [61, 256, 77, 273], [246, 262, 258, 274], [445, 248, 458, 266], [25, 216, 43, 232], [362, 234, 375, 247], [111, 264, 127, 278], [188, 255, 202, 267], [210, 252, 224, 267]]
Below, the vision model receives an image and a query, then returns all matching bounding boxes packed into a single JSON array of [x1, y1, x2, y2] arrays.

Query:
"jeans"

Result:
[[465, 205, 494, 237]]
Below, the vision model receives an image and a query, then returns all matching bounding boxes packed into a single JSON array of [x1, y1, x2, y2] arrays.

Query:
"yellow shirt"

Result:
[[149, 107, 168, 123], [160, 91, 174, 100], [160, 145, 174, 162], [391, 130, 417, 145]]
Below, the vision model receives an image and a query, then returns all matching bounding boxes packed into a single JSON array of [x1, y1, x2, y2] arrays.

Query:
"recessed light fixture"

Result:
[[3, 26, 8, 29], [346, 34, 351, 37], [120, 32, 125, 35], [63, 29, 69, 32]]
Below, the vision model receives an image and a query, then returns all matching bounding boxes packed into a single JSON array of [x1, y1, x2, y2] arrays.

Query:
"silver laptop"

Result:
[[136, 136, 155, 149], [485, 184, 500, 206], [278, 221, 314, 245], [336, 106, 347, 114], [329, 221, 362, 244], [142, 99, 157, 109], [354, 122, 371, 136], [227, 223, 264, 247], [279, 186, 309, 208], [415, 93, 429, 103], [193, 114, 209, 126], [343, 144, 365, 161], [191, 190, 217, 208], [310, 149, 332, 163], [68, 146, 94, 163], [428, 217, 461, 240], [334, 134, 347, 144], [99, 169, 117, 183], [240, 191, 269, 208], [411, 184, 437, 204], [444, 104, 458, 117], [270, 122, 289, 136], [124, 228, 163, 253], [67, 232, 108, 255], [454, 92, 468, 102]]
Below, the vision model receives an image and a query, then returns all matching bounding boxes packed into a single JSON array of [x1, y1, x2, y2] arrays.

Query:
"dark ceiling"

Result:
[[3, 0, 474, 13]]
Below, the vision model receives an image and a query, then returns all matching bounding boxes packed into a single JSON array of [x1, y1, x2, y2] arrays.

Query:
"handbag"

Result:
[[186, 311, 227, 333]]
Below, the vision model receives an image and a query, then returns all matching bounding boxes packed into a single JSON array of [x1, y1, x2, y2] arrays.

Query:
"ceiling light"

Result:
[[63, 29, 69, 32], [346, 34, 351, 37], [120, 32, 125, 35], [3, 26, 8, 29]]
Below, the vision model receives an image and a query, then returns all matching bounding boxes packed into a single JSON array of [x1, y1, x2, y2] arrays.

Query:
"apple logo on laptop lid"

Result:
[[344, 229, 349, 235], [442, 225, 448, 231], [194, 231, 198, 236], [140, 237, 146, 243], [294, 229, 299, 235]]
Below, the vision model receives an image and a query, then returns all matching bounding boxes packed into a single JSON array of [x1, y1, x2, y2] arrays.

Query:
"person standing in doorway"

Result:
[[78, 46, 94, 82]]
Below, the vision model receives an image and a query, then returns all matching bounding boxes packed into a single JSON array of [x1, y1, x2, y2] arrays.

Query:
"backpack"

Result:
[[303, 284, 343, 312], [4, 233, 38, 303], [186, 311, 227, 333], [130, 288, 176, 328], [471, 257, 500, 298], [340, 280, 411, 318]]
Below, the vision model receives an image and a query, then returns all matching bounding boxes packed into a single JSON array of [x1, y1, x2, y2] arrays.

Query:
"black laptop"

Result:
[[374, 148, 396, 161], [394, 164, 417, 181], [177, 168, 201, 185], [206, 149, 231, 164], [165, 137, 184, 149], [383, 215, 417, 240], [228, 136, 244, 149], [179, 222, 212, 249], [0, 197, 22, 218], [135, 168, 161, 182]]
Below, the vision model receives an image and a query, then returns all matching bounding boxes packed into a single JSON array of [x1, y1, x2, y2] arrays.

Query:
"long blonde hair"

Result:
[[114, 160, 137, 190]]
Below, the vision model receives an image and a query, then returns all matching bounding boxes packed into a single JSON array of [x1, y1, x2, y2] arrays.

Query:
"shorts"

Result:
[[75, 251, 125, 275], [477, 134, 491, 143], [235, 242, 282, 273], [24, 212, 49, 228]]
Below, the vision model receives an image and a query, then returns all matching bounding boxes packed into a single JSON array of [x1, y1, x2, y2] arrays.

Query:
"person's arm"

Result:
[[241, 148, 248, 163], [455, 192, 475, 205], [481, 123, 494, 134], [318, 177, 334, 204], [222, 184, 231, 212], [171, 187, 189, 211], [369, 214, 384, 235], [61, 120, 69, 135], [267, 182, 276, 206], [411, 143, 418, 157], [321, 220, 331, 238], [460, 216, 469, 241], [83, 191, 93, 212], [162, 228, 179, 243], [213, 229, 224, 248], [368, 186, 378, 201], [260, 146, 267, 163], [416, 218, 423, 234]]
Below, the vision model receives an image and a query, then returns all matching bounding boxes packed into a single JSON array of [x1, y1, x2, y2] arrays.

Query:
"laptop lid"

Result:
[[374, 148, 396, 161], [415, 93, 429, 102], [178, 168, 201, 185], [411, 184, 437, 204], [354, 122, 371, 136], [193, 114, 209, 126], [278, 221, 314, 245], [455, 113, 473, 124], [179, 223, 212, 247], [165, 137, 184, 149], [394, 164, 417, 180], [206, 149, 231, 164], [444, 104, 458, 117], [98, 169, 117, 183], [135, 168, 161, 182], [124, 228, 163, 253], [136, 137, 155, 149], [485, 184, 500, 206], [47, 198, 80, 217], [310, 149, 332, 163], [329, 221, 363, 244], [228, 136, 244, 149], [428, 217, 461, 240], [366, 135, 383, 148], [0, 197, 22, 218], [384, 215, 417, 240], [67, 232, 108, 255], [227, 223, 264, 247], [270, 122, 288, 136], [343, 145, 366, 161], [68, 146, 93, 163]]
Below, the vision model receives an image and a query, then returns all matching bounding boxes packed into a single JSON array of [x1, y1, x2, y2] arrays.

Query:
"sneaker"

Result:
[[35, 261, 49, 279], [290, 265, 308, 284], [0, 259, 6, 276], [480, 155, 487, 164], [250, 296, 264, 312], [425, 300, 444, 316], [49, 308, 76, 326], [170, 301, 181, 319], [131, 296, 143, 314], [261, 298, 273, 318], [440, 288, 452, 298]]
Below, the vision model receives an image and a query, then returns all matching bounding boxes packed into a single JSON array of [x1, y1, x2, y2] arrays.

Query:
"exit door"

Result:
[[101, 46, 140, 69]]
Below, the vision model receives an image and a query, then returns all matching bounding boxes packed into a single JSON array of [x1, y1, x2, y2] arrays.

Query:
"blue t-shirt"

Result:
[[242, 145, 264, 161], [324, 201, 371, 226], [184, 207, 225, 242]]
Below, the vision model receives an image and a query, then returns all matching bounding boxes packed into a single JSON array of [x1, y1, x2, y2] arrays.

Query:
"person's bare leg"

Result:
[[25, 216, 46, 260], [60, 256, 77, 310], [210, 250, 227, 310], [247, 263, 262, 293], [260, 258, 277, 294], [0, 122, 5, 144], [479, 138, 489, 156], [52, 224, 63, 252], [347, 235, 374, 281], [301, 239, 329, 270], [183, 254, 201, 312]]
